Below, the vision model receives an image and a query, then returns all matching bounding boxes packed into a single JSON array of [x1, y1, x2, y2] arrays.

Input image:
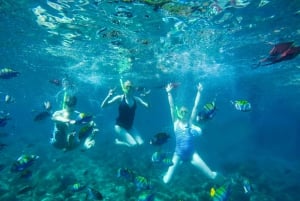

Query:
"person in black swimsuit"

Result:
[[101, 80, 149, 147]]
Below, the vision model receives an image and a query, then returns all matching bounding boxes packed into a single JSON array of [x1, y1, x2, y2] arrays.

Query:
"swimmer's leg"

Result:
[[114, 125, 137, 147], [130, 127, 144, 145], [50, 129, 67, 149], [191, 152, 217, 179], [163, 154, 180, 184]]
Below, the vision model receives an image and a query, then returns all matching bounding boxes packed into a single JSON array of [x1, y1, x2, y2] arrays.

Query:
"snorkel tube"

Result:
[[62, 91, 67, 110], [120, 78, 131, 94], [175, 106, 184, 120], [61, 78, 77, 110], [120, 78, 125, 92]]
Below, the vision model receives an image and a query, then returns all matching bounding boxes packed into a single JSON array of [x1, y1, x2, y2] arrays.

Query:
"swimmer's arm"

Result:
[[135, 96, 149, 108], [51, 111, 72, 123], [101, 91, 121, 108], [190, 83, 203, 122], [166, 83, 176, 122]]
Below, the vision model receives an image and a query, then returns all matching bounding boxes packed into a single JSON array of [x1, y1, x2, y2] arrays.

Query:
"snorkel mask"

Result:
[[176, 106, 188, 120]]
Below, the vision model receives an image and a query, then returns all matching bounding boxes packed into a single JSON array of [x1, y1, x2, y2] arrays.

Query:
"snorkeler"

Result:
[[163, 82, 217, 184], [51, 94, 98, 151], [100, 79, 149, 147]]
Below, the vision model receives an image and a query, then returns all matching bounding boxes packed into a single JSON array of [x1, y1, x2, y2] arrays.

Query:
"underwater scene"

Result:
[[1, 0, 300, 200]]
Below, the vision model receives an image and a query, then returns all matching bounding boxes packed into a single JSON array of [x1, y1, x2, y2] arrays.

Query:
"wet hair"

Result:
[[64, 95, 77, 108]]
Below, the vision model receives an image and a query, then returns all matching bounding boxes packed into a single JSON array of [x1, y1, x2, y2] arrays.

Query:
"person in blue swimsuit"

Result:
[[163, 82, 217, 184], [101, 80, 149, 147]]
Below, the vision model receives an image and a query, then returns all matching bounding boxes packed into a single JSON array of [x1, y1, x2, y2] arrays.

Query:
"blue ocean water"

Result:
[[1, 0, 300, 200]]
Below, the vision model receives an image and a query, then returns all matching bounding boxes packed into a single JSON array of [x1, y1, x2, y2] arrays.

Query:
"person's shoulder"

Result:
[[113, 94, 124, 101], [52, 109, 64, 115]]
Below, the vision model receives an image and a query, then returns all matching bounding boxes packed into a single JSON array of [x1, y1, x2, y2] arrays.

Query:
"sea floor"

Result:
[[0, 143, 299, 201]]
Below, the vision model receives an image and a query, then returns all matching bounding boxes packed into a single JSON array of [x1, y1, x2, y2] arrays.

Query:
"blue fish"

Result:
[[197, 101, 216, 121], [210, 184, 231, 201], [232, 100, 251, 112], [0, 68, 20, 79], [11, 154, 39, 172], [117, 168, 136, 182], [151, 151, 167, 162], [151, 151, 173, 167], [134, 176, 152, 191], [76, 113, 93, 124], [70, 183, 86, 192]]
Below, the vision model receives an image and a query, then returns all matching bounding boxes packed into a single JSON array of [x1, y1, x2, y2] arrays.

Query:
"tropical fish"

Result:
[[137, 191, 155, 201], [255, 42, 300, 67], [149, 132, 170, 146], [0, 68, 20, 79], [86, 187, 104, 200], [70, 182, 86, 192], [117, 167, 136, 182], [76, 113, 93, 125], [11, 154, 39, 172], [151, 151, 173, 167], [34, 111, 51, 121], [161, 157, 174, 167], [134, 175, 152, 191], [151, 151, 167, 162], [210, 184, 231, 201], [231, 100, 251, 112], [0, 111, 10, 127], [78, 124, 94, 140], [197, 101, 216, 121]]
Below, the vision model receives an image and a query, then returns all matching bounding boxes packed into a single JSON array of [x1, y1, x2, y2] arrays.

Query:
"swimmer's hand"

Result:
[[166, 83, 174, 93], [197, 83, 203, 92]]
